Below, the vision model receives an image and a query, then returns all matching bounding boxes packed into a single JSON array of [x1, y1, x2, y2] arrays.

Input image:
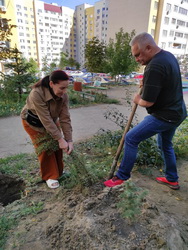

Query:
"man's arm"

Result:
[[133, 94, 154, 107]]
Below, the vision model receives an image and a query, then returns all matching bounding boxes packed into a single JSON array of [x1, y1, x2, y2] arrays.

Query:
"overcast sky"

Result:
[[44, 0, 96, 9]]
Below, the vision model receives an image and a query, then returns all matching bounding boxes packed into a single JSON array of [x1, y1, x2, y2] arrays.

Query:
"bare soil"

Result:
[[3, 159, 188, 250]]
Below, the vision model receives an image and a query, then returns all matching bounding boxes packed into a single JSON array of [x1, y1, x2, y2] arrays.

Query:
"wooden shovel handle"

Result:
[[108, 87, 142, 179]]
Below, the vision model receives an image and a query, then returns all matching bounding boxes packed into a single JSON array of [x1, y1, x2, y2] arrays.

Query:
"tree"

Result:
[[85, 37, 106, 73], [0, 17, 16, 60], [105, 28, 139, 80], [59, 52, 68, 70], [41, 56, 58, 76], [65, 57, 80, 70], [2, 47, 38, 101], [27, 58, 39, 75]]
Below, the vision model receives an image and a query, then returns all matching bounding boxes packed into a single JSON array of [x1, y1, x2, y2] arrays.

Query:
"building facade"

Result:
[[1, 0, 188, 70]]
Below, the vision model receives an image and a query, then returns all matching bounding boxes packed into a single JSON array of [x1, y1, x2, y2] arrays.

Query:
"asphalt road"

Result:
[[0, 103, 146, 158], [0, 86, 187, 159]]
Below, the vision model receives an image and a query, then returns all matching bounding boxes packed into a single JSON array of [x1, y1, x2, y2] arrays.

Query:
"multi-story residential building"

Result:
[[75, 3, 93, 66], [34, 1, 74, 68], [94, 0, 109, 43], [1, 0, 38, 61], [1, 0, 188, 71], [1, 0, 74, 69], [156, 0, 188, 56], [85, 6, 95, 43], [106, 0, 188, 57], [106, 0, 159, 42]]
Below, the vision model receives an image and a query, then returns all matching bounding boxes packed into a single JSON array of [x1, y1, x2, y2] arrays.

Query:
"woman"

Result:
[[21, 70, 73, 189]]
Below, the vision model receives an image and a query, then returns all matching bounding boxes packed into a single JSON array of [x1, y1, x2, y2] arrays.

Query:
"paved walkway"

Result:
[[0, 86, 187, 159], [0, 103, 146, 158]]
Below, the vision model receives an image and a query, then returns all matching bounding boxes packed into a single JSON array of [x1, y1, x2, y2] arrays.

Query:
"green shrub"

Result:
[[117, 180, 148, 221], [173, 118, 188, 159]]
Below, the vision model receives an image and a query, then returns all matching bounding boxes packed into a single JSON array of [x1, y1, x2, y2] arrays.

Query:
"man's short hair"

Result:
[[130, 32, 156, 49]]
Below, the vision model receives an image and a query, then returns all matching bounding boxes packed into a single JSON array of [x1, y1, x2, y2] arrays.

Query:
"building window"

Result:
[[177, 20, 185, 26], [182, 44, 186, 49], [172, 18, 176, 24], [168, 42, 172, 47], [154, 1, 158, 9], [169, 30, 174, 36], [162, 30, 167, 37], [151, 29, 155, 36], [161, 42, 166, 49], [179, 7, 187, 15], [164, 17, 169, 24], [152, 16, 156, 23], [174, 5, 178, 12], [175, 32, 183, 38], [166, 3, 171, 11]]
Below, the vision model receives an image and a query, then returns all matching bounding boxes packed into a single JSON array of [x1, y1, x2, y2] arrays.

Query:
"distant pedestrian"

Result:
[[21, 70, 73, 189], [104, 32, 187, 190]]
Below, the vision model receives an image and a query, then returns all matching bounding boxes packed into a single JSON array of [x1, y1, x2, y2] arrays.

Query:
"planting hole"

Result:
[[0, 174, 25, 206]]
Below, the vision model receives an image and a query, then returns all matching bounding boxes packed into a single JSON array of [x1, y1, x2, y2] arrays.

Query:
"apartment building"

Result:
[[75, 3, 93, 66], [1, 0, 188, 70], [1, 0, 74, 69], [106, 0, 188, 57], [94, 0, 109, 43], [85, 6, 95, 42], [156, 0, 188, 55], [1, 0, 38, 61], [34, 1, 74, 68]]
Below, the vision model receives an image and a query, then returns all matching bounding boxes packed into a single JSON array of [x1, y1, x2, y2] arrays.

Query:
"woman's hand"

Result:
[[67, 141, 73, 155], [58, 137, 68, 153]]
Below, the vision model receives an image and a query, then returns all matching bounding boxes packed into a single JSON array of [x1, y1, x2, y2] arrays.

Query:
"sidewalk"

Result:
[[0, 103, 146, 158], [1, 84, 187, 159]]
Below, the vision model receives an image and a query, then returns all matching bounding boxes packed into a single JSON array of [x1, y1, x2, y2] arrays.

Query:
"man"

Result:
[[104, 32, 187, 190]]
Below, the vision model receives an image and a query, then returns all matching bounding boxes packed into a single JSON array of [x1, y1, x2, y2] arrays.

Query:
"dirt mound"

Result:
[[3, 159, 188, 250]]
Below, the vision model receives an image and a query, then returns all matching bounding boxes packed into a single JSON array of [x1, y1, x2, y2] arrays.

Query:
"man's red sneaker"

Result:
[[104, 176, 124, 187], [156, 177, 180, 190]]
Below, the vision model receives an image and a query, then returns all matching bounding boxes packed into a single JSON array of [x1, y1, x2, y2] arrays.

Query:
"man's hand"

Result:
[[139, 79, 143, 88], [133, 94, 141, 104], [133, 94, 154, 107]]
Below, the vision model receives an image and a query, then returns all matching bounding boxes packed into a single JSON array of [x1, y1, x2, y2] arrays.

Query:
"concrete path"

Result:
[[0, 103, 146, 158], [0, 85, 187, 159]]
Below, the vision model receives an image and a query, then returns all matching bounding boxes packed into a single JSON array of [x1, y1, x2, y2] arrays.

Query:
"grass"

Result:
[[0, 87, 119, 117], [0, 201, 44, 249], [0, 153, 40, 185]]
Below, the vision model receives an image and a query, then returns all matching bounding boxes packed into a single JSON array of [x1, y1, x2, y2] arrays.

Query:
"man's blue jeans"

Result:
[[116, 115, 179, 182]]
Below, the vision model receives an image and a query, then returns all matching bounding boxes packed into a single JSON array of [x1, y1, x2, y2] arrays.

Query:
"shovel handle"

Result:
[[108, 87, 142, 179]]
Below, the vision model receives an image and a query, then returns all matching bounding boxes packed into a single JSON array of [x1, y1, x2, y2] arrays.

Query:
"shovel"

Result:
[[108, 87, 142, 179]]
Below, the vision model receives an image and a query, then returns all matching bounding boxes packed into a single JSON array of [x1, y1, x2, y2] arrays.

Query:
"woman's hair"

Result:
[[32, 70, 69, 88]]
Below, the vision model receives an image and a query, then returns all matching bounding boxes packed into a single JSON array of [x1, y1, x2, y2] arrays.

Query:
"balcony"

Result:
[[0, 5, 6, 13]]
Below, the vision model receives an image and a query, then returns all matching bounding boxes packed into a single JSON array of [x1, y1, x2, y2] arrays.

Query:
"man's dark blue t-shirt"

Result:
[[142, 50, 187, 124]]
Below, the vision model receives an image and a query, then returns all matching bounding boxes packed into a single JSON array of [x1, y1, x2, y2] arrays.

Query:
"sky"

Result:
[[44, 0, 96, 9]]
